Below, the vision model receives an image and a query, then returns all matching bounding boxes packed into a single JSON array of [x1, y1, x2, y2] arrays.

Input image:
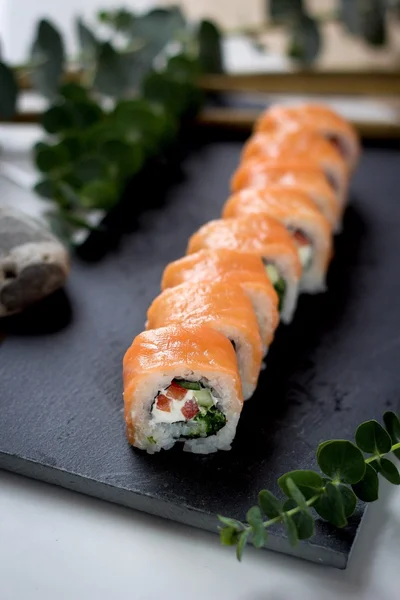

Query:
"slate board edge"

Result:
[[0, 452, 348, 569]]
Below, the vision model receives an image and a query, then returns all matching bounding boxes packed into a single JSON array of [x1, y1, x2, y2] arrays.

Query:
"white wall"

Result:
[[0, 0, 154, 63]]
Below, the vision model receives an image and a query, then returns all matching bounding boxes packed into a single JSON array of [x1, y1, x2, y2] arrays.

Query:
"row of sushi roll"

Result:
[[123, 103, 361, 454]]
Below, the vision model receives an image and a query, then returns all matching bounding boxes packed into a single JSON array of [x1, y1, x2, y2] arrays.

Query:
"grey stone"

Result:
[[0, 207, 69, 316]]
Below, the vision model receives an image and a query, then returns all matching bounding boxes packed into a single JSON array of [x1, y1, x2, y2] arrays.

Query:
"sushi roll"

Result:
[[255, 103, 360, 172], [161, 249, 279, 348], [222, 186, 333, 293], [187, 215, 301, 324], [146, 280, 263, 399], [241, 128, 349, 209], [123, 324, 243, 454], [230, 159, 341, 231]]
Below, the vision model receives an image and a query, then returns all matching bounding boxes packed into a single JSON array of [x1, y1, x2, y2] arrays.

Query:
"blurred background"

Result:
[[1, 0, 400, 70]]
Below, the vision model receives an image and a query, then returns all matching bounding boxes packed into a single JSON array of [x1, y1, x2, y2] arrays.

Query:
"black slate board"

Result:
[[1, 134, 399, 569]]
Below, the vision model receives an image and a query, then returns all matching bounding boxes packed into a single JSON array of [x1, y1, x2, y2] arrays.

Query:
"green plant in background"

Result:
[[0, 7, 223, 239], [264, 0, 400, 64], [219, 411, 400, 560]]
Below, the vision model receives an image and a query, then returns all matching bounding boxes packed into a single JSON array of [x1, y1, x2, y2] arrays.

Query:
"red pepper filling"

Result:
[[181, 400, 199, 420], [166, 380, 187, 401], [155, 394, 171, 412]]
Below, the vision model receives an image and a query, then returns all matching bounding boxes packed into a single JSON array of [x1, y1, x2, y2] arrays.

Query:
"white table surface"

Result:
[[0, 470, 399, 600]]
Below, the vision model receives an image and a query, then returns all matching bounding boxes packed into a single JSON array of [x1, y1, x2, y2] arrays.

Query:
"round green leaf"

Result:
[[0, 61, 18, 119], [383, 411, 400, 458], [80, 179, 119, 210], [34, 142, 69, 173], [374, 458, 400, 485], [166, 55, 201, 82], [355, 420, 392, 455], [41, 104, 75, 134], [317, 440, 366, 484], [288, 13, 321, 65], [59, 82, 88, 102], [98, 140, 144, 180], [336, 484, 357, 518], [55, 182, 81, 209], [34, 178, 57, 199], [76, 18, 99, 70], [142, 71, 191, 118], [197, 19, 223, 74], [258, 489, 282, 519], [220, 526, 240, 546], [278, 470, 323, 500], [30, 19, 65, 99], [59, 135, 83, 160], [314, 482, 347, 528], [74, 156, 108, 183], [247, 507, 266, 549], [285, 478, 311, 514], [282, 513, 298, 546], [283, 499, 315, 540], [351, 463, 379, 502]]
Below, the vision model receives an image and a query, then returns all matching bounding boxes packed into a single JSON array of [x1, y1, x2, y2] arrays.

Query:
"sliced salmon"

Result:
[[230, 158, 341, 230], [146, 280, 263, 399], [255, 103, 360, 171], [241, 128, 349, 208], [161, 248, 279, 347]]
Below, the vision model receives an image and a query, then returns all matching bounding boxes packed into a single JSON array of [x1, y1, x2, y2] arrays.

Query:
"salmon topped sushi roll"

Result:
[[146, 281, 263, 399], [187, 215, 301, 324], [223, 186, 333, 293], [161, 249, 279, 348], [230, 159, 341, 231], [241, 128, 349, 208], [255, 103, 360, 172], [123, 324, 243, 454]]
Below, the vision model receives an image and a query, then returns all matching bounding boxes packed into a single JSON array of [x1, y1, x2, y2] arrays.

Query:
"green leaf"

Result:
[[56, 182, 81, 209], [129, 7, 186, 58], [34, 142, 69, 173], [268, 0, 304, 22], [59, 82, 88, 102], [0, 61, 18, 119], [288, 13, 321, 65], [314, 482, 347, 528], [220, 526, 240, 546], [76, 17, 99, 70], [383, 411, 400, 458], [285, 478, 311, 514], [278, 470, 323, 500], [30, 19, 65, 99], [142, 71, 192, 117], [317, 440, 366, 484], [94, 42, 130, 96], [360, 0, 386, 46], [282, 513, 298, 546], [247, 506, 266, 549], [80, 179, 119, 210], [374, 457, 400, 485], [218, 516, 243, 531], [337, 484, 357, 517], [166, 54, 201, 82], [236, 529, 250, 561], [283, 499, 315, 540], [352, 463, 379, 502], [74, 156, 108, 183], [98, 140, 144, 180], [355, 420, 392, 455], [198, 20, 223, 74], [41, 104, 75, 134], [112, 100, 171, 153], [34, 178, 57, 199], [258, 489, 282, 518]]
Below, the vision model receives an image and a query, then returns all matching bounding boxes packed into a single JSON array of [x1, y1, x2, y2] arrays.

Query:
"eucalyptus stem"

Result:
[[219, 412, 400, 560]]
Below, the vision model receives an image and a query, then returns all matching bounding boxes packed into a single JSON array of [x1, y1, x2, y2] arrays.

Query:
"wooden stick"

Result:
[[199, 72, 400, 97]]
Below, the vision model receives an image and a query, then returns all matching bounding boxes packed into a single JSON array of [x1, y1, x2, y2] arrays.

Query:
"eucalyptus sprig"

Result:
[[219, 411, 400, 560], [0, 6, 222, 243]]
